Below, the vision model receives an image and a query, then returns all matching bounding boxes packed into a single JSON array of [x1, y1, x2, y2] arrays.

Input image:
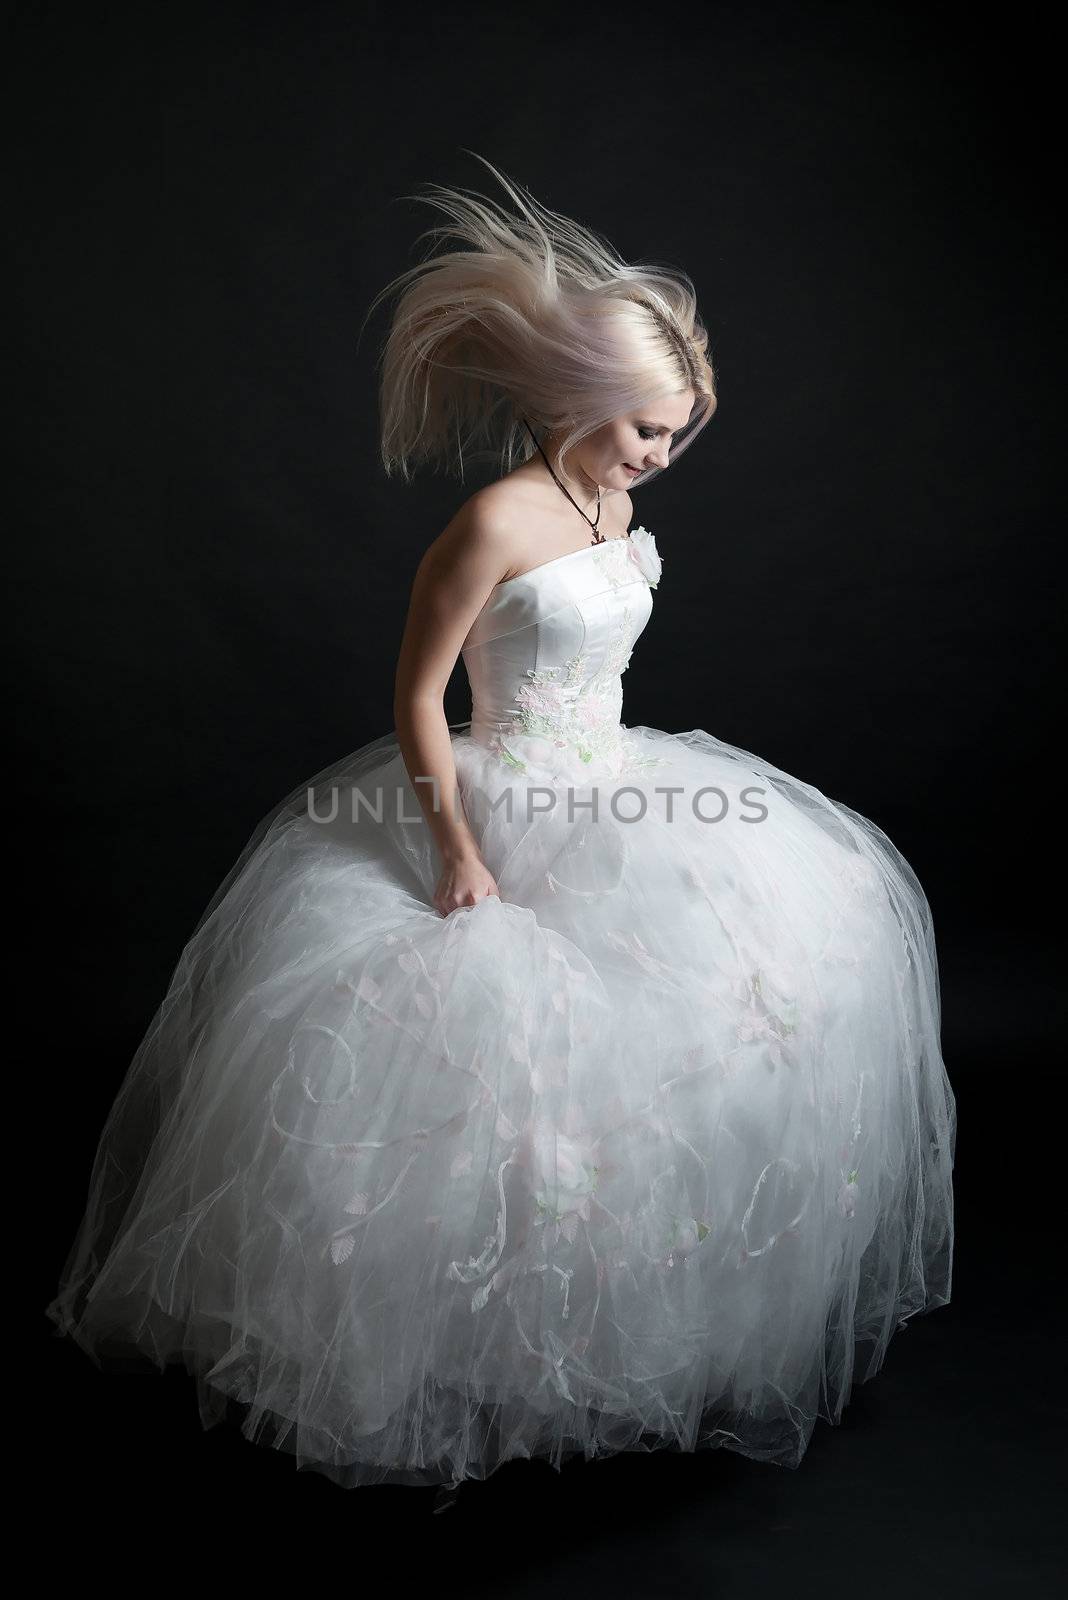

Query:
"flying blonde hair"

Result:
[[360, 152, 717, 489]]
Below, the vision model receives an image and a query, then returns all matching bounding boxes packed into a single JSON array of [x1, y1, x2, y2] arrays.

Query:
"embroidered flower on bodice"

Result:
[[584, 528, 660, 591], [490, 591, 663, 784], [590, 536, 637, 591], [470, 528, 666, 784]]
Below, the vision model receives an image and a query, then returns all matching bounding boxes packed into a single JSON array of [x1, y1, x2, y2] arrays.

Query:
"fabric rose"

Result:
[[627, 526, 662, 588]]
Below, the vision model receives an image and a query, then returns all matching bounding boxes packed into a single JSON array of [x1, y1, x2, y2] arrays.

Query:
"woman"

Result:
[[45, 154, 956, 1494]]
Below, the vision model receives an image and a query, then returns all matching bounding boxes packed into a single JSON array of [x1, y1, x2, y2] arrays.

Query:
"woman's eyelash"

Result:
[[637, 428, 657, 441]]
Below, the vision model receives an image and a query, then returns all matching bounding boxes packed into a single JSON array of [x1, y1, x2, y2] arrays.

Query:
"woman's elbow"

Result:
[[393, 686, 444, 730]]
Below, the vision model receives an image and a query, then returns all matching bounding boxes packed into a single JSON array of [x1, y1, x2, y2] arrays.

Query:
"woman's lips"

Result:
[[623, 463, 641, 476]]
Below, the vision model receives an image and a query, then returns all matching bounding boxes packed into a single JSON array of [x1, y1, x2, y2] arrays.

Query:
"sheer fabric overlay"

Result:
[[45, 530, 955, 1490]]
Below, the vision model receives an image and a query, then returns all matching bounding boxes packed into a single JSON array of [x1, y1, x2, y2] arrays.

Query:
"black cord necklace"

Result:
[[522, 418, 605, 543]]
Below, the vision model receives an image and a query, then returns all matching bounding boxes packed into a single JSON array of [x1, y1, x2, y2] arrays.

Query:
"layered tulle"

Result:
[[45, 718, 955, 1488]]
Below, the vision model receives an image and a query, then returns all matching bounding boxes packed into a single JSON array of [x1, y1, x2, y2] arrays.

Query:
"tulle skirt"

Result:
[[45, 719, 956, 1489]]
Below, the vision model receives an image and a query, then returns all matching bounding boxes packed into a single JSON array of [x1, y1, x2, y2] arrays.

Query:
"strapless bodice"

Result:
[[460, 531, 657, 785]]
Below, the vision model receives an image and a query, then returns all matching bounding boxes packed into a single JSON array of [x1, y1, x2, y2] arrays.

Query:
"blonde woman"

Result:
[[46, 154, 956, 1497]]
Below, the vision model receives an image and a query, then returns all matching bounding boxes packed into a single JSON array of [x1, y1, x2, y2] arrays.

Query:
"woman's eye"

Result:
[[637, 429, 656, 441]]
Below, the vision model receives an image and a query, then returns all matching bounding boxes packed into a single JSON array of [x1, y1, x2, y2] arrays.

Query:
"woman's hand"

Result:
[[432, 851, 501, 917]]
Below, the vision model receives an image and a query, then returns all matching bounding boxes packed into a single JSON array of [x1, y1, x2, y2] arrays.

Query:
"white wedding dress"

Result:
[[45, 526, 956, 1489]]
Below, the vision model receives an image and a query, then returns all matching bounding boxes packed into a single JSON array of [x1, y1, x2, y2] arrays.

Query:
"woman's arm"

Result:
[[393, 493, 513, 912]]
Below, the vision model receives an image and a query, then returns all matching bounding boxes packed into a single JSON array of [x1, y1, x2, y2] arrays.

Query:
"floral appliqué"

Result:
[[490, 533, 664, 783], [492, 600, 660, 783], [587, 528, 661, 590], [624, 526, 662, 587], [732, 968, 800, 1069]]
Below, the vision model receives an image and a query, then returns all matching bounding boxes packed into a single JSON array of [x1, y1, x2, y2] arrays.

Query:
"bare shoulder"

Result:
[[413, 484, 521, 597], [440, 482, 522, 555], [433, 478, 547, 584], [417, 473, 633, 600], [478, 472, 632, 563]]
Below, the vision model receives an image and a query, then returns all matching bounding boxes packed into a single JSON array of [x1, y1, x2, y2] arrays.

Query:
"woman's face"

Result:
[[567, 389, 698, 492]]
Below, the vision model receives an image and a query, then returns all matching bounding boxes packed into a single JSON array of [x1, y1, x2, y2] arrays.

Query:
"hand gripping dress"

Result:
[[45, 526, 956, 1490]]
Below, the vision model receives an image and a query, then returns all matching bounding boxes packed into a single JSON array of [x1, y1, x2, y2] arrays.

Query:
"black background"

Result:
[[19, 0, 1060, 1585]]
